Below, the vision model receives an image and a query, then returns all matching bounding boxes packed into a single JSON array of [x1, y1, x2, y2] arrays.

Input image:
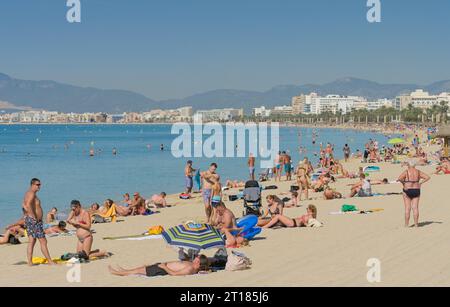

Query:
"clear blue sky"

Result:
[[1, 0, 449, 100]]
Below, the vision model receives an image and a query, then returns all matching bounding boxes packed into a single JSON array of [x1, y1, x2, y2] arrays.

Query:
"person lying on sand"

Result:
[[146, 192, 168, 208], [66, 200, 110, 260], [263, 205, 317, 229], [435, 157, 450, 175], [214, 202, 246, 248], [108, 254, 209, 277], [323, 187, 343, 200], [226, 180, 245, 189], [44, 221, 68, 235]]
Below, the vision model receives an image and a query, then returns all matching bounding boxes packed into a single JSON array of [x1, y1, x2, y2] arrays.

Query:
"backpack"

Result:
[[225, 251, 252, 271]]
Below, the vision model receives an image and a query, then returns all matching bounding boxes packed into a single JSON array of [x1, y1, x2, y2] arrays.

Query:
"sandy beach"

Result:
[[1, 140, 449, 287]]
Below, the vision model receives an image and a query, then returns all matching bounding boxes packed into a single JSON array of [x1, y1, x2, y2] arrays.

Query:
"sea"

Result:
[[0, 124, 394, 228]]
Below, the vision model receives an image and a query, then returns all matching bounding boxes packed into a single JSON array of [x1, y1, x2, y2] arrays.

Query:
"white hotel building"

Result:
[[292, 93, 367, 115]]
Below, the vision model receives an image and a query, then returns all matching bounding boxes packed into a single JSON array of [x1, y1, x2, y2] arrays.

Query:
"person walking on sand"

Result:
[[248, 154, 256, 181], [398, 160, 430, 228], [343, 144, 351, 162], [22, 178, 54, 266]]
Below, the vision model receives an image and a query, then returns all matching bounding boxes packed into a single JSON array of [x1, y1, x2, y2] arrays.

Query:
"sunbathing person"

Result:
[[66, 200, 110, 260], [311, 174, 330, 192], [121, 193, 132, 206], [146, 192, 168, 208], [214, 202, 245, 247], [129, 192, 146, 215], [263, 205, 318, 229], [283, 191, 299, 207], [46, 207, 58, 223], [108, 254, 209, 277], [435, 157, 450, 175], [323, 187, 343, 200], [91, 199, 118, 222], [349, 173, 372, 198], [257, 195, 284, 227], [44, 221, 68, 235], [87, 203, 100, 215], [226, 180, 245, 189], [103, 199, 131, 217]]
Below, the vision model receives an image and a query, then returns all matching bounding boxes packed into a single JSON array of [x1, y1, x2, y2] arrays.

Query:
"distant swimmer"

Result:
[[160, 144, 164, 151], [89, 148, 95, 157], [112, 148, 117, 155], [147, 144, 151, 151]]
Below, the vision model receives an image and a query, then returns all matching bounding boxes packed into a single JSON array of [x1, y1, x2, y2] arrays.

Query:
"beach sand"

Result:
[[1, 144, 449, 287]]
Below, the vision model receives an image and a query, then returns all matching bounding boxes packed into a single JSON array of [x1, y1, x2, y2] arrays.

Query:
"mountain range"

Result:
[[1, 72, 450, 113]]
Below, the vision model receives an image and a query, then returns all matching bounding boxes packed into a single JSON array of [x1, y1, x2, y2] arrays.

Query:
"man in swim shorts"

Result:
[[184, 160, 195, 194], [22, 178, 54, 266], [108, 254, 209, 277], [201, 163, 220, 220], [283, 151, 292, 181]]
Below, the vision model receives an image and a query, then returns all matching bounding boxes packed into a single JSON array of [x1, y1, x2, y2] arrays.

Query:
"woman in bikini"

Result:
[[66, 200, 109, 259], [296, 163, 310, 201], [257, 195, 284, 227], [263, 205, 317, 229], [398, 160, 430, 228]]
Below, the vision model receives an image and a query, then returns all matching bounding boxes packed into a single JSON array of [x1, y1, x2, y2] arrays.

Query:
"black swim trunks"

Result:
[[145, 263, 168, 277], [24, 216, 45, 239]]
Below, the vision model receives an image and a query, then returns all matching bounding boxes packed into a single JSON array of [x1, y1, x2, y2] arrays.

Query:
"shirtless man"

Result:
[[44, 221, 68, 235], [22, 178, 54, 266], [214, 202, 244, 247], [200, 163, 220, 220], [108, 254, 209, 277], [129, 192, 146, 215], [66, 200, 109, 260], [184, 160, 196, 194], [435, 157, 450, 175], [283, 152, 292, 181], [248, 154, 256, 181]]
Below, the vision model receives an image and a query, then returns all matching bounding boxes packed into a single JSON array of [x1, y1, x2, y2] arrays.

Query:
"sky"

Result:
[[0, 0, 449, 100]]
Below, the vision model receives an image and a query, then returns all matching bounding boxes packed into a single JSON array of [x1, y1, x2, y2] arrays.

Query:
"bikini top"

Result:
[[404, 169, 420, 183]]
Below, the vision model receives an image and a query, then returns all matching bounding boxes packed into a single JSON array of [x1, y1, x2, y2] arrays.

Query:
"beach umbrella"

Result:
[[162, 222, 224, 251], [388, 138, 405, 145]]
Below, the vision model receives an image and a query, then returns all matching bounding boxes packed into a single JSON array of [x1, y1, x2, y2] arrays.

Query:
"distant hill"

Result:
[[1, 73, 449, 113]]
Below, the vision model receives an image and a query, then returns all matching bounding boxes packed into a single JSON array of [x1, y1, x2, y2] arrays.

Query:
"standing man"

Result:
[[184, 160, 196, 194], [23, 178, 54, 266], [200, 163, 220, 220], [283, 151, 292, 181], [343, 144, 351, 162], [248, 154, 256, 181]]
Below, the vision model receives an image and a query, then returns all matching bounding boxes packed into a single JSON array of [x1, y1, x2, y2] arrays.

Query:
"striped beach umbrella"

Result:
[[162, 222, 224, 250]]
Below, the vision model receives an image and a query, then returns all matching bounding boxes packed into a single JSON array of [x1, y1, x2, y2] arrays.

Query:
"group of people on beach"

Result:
[[3, 125, 450, 279]]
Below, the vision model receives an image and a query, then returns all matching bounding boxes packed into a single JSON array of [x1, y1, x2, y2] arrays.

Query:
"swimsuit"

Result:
[[249, 167, 255, 175], [185, 176, 193, 189], [145, 263, 168, 277], [24, 216, 45, 239], [211, 195, 221, 208], [284, 163, 291, 173], [202, 189, 212, 204], [403, 170, 421, 199]]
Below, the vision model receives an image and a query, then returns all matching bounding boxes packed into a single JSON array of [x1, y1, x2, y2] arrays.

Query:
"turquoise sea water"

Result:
[[0, 124, 393, 228]]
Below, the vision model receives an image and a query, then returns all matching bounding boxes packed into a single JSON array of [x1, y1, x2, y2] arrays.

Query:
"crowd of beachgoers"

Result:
[[1, 123, 450, 279]]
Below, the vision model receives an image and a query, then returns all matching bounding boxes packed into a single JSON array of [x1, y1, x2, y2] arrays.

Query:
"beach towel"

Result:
[[93, 204, 117, 222], [148, 225, 164, 235], [115, 235, 163, 241]]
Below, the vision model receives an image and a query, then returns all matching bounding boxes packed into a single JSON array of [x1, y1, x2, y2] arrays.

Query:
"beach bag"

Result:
[[307, 218, 323, 228], [225, 251, 252, 271], [290, 185, 300, 191], [179, 193, 190, 199], [93, 215, 107, 224], [148, 225, 164, 235], [341, 204, 357, 212], [8, 234, 21, 245]]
